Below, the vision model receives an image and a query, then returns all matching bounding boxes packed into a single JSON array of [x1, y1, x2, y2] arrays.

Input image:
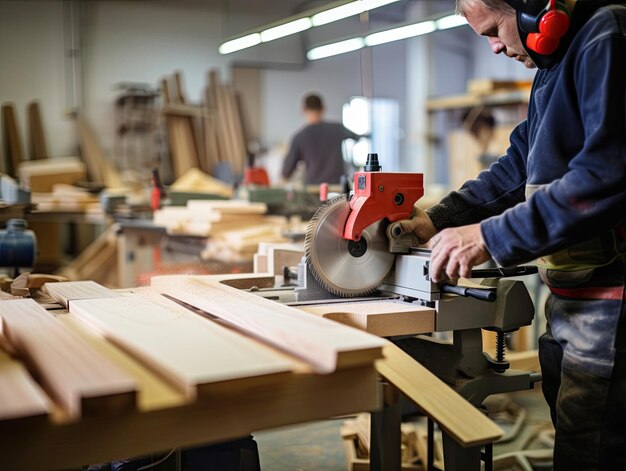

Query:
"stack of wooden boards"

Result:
[[341, 414, 443, 471], [31, 183, 101, 213], [161, 69, 247, 180], [0, 278, 384, 469], [153, 200, 290, 261]]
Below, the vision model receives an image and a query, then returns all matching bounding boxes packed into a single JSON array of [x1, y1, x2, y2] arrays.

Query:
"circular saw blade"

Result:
[[305, 196, 395, 297]]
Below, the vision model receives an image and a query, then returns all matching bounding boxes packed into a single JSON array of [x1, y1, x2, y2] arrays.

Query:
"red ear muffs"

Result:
[[525, 5, 570, 55]]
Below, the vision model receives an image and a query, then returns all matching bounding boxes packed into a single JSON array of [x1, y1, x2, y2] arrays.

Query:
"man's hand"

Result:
[[396, 207, 438, 244], [428, 224, 491, 283]]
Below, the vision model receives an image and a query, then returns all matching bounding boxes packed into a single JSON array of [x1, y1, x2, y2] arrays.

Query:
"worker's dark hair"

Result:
[[456, 0, 515, 16], [303, 93, 324, 111]]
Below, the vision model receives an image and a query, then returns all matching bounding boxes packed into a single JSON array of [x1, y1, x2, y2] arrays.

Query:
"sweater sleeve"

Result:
[[426, 120, 529, 230], [481, 34, 626, 266]]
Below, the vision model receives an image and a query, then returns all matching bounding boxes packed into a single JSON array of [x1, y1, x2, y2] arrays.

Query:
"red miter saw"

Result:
[[304, 153, 424, 297]]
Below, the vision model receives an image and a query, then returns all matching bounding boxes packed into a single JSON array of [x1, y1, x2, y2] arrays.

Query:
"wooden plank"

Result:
[[298, 301, 435, 337], [0, 299, 136, 419], [232, 67, 261, 143], [209, 69, 236, 172], [0, 363, 379, 470], [375, 344, 503, 447], [151, 276, 386, 373], [27, 101, 48, 160], [225, 85, 246, 176], [77, 115, 124, 188], [1, 103, 24, 177], [45, 280, 122, 308], [69, 291, 294, 400], [186, 199, 267, 215], [167, 115, 199, 178], [0, 348, 51, 422]]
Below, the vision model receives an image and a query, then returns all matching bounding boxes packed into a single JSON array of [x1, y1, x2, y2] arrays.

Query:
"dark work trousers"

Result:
[[539, 292, 626, 470]]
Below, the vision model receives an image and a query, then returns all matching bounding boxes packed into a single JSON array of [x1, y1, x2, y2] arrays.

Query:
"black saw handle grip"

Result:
[[470, 266, 538, 278], [440, 284, 497, 302]]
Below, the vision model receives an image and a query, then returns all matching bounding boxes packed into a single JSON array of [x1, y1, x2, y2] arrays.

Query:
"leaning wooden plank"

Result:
[[70, 291, 294, 399], [0, 299, 136, 419], [152, 276, 386, 373], [167, 115, 199, 178], [0, 348, 51, 422], [375, 344, 503, 447], [45, 280, 121, 308], [77, 115, 124, 188], [1, 103, 24, 177], [27, 101, 49, 160], [297, 301, 435, 337]]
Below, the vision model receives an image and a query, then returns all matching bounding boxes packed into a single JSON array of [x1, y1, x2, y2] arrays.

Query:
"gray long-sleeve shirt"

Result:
[[281, 121, 359, 185]]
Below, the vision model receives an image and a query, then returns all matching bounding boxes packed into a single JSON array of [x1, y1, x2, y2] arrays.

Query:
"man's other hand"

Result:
[[428, 224, 491, 283], [396, 207, 438, 244]]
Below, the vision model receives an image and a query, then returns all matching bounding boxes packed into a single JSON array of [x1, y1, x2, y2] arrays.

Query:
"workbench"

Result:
[[0, 281, 382, 470]]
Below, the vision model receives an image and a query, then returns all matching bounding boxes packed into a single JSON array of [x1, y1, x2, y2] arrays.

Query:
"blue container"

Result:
[[0, 219, 37, 268]]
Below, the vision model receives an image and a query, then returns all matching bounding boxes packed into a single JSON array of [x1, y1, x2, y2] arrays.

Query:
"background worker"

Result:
[[281, 93, 360, 185], [399, 0, 626, 468]]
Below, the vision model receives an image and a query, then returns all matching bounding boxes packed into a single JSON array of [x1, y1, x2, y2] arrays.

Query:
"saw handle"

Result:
[[440, 284, 497, 302], [470, 266, 538, 278]]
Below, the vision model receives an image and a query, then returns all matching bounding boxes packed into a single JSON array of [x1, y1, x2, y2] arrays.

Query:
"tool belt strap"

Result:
[[549, 286, 626, 301]]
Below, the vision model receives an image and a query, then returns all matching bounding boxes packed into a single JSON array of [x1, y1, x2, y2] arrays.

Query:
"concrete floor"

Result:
[[254, 388, 554, 471]]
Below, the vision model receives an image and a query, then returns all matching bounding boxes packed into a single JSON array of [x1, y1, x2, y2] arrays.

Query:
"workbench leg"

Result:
[[442, 432, 483, 471], [370, 381, 402, 471]]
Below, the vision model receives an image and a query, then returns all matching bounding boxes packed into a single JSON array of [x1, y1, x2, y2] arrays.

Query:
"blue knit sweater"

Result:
[[428, 4, 626, 270]]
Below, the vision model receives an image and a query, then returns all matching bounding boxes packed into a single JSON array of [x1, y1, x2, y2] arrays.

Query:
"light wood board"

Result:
[[0, 299, 136, 419], [69, 291, 294, 399], [151, 276, 386, 373], [376, 343, 503, 447], [298, 301, 435, 337], [45, 280, 121, 308], [0, 348, 50, 422]]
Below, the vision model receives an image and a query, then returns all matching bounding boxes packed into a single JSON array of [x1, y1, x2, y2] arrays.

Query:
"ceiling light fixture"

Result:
[[307, 38, 365, 60], [219, 0, 401, 55], [307, 11, 467, 60]]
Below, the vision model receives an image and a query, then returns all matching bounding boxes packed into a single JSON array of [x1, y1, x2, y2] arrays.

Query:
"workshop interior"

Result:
[[1, 0, 564, 470]]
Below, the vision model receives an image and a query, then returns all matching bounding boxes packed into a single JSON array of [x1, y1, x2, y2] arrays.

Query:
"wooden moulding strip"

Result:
[[0, 299, 136, 419], [45, 280, 121, 308], [297, 301, 435, 337], [27, 101, 48, 160], [0, 347, 51, 422], [69, 291, 294, 400], [1, 103, 24, 177], [151, 276, 386, 373], [375, 344, 503, 447]]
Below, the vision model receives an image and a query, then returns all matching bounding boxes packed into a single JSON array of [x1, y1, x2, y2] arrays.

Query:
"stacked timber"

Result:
[[161, 69, 247, 180], [153, 200, 270, 237], [31, 183, 100, 212]]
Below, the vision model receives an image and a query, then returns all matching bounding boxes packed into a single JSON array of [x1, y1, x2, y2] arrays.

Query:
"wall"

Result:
[[0, 1, 75, 159], [0, 0, 536, 179]]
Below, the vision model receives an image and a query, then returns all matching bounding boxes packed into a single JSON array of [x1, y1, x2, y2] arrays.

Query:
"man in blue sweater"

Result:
[[399, 0, 626, 468]]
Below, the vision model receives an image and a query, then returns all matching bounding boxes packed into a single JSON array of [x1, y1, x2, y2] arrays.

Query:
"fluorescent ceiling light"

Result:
[[311, 2, 365, 26], [435, 14, 468, 30], [260, 18, 312, 42], [307, 11, 468, 61], [365, 20, 436, 46], [220, 0, 401, 54], [307, 38, 365, 60], [218, 33, 261, 54]]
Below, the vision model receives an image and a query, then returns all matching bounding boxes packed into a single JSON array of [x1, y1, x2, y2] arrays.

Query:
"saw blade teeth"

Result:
[[304, 195, 391, 298]]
